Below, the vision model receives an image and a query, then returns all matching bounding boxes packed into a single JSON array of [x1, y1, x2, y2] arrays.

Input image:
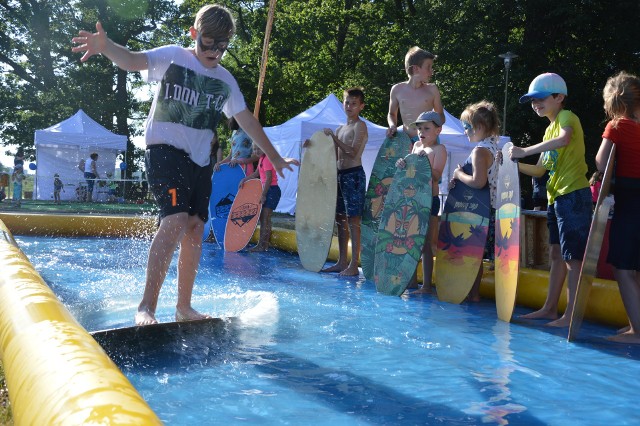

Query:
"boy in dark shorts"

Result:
[[510, 73, 591, 327], [321, 88, 369, 276], [72, 4, 297, 325]]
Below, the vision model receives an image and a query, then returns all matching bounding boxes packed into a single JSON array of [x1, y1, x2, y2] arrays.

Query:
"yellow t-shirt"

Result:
[[540, 109, 589, 204]]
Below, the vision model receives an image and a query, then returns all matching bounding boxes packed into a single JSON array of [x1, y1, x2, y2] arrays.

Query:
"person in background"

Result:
[[214, 117, 259, 174], [53, 173, 64, 204], [84, 152, 100, 202], [509, 73, 591, 327], [595, 71, 640, 344], [14, 148, 24, 170], [589, 171, 603, 207], [72, 4, 298, 326], [240, 143, 281, 252], [531, 171, 549, 211], [105, 172, 117, 203], [11, 165, 25, 208]]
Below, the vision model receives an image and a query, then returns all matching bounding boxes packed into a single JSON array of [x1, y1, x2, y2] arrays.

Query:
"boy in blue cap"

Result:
[[509, 73, 591, 327]]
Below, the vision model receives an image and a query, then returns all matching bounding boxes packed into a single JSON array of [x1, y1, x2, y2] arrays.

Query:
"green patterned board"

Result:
[[495, 142, 521, 322], [568, 144, 616, 341], [295, 131, 338, 272], [373, 153, 432, 296], [361, 133, 412, 280]]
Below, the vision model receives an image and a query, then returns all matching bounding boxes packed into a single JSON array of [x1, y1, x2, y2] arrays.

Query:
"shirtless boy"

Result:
[[387, 46, 445, 141], [321, 88, 369, 276]]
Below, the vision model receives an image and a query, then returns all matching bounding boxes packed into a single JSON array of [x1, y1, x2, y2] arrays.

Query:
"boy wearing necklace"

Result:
[[387, 46, 445, 142]]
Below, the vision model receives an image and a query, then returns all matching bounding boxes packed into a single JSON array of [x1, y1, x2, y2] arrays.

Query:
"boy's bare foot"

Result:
[[546, 316, 571, 327], [465, 294, 481, 303], [412, 285, 433, 295], [339, 265, 359, 276], [135, 309, 158, 326], [321, 263, 347, 273], [175, 307, 211, 322], [519, 309, 558, 320], [617, 325, 631, 334], [606, 331, 640, 344], [248, 245, 267, 252]]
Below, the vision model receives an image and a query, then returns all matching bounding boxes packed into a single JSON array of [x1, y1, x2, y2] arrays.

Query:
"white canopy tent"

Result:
[[265, 94, 510, 215], [34, 110, 127, 201]]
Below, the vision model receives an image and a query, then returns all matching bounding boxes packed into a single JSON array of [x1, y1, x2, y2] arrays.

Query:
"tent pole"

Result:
[[253, 0, 277, 119]]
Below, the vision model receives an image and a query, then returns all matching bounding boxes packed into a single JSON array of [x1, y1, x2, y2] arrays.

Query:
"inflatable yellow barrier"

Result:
[[0, 219, 161, 425]]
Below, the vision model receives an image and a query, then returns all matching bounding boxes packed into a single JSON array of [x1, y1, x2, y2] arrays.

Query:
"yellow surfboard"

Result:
[[295, 131, 337, 272]]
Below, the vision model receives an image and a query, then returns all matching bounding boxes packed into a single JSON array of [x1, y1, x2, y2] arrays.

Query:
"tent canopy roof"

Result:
[[35, 109, 127, 150]]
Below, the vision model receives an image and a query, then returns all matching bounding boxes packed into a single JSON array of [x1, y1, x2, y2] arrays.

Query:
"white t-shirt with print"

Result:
[[144, 45, 246, 166]]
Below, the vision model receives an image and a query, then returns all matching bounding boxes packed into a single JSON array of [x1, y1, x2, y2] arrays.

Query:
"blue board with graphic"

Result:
[[210, 164, 245, 247]]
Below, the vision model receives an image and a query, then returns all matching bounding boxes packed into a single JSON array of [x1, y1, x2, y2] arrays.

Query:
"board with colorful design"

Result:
[[361, 133, 412, 280], [494, 142, 521, 322], [224, 178, 263, 252], [295, 131, 337, 272], [373, 153, 432, 296], [435, 180, 491, 304], [568, 144, 616, 341], [211, 164, 246, 247]]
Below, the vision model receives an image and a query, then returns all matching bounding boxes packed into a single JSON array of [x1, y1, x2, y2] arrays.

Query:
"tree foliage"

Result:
[[1, 0, 638, 179]]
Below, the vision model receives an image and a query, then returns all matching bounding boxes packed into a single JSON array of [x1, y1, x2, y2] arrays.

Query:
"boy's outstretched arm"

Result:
[[72, 22, 148, 71], [234, 109, 299, 178]]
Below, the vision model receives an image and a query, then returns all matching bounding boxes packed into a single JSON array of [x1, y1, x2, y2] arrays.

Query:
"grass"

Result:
[[0, 363, 12, 425], [0, 199, 158, 216]]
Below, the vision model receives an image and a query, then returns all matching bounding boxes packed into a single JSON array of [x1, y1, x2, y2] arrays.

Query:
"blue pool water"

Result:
[[17, 236, 640, 425]]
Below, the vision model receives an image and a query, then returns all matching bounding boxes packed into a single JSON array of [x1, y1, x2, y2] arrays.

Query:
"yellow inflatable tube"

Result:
[[0, 219, 161, 425]]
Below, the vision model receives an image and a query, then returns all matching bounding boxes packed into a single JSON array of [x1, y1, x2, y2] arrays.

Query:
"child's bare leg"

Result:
[[340, 216, 361, 276], [547, 258, 581, 327], [415, 216, 438, 294], [321, 213, 349, 272], [175, 216, 211, 322], [607, 268, 640, 343], [520, 243, 565, 319], [250, 208, 272, 252], [467, 263, 483, 302]]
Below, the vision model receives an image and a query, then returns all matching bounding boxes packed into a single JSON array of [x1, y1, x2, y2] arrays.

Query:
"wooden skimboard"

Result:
[[494, 142, 521, 322], [373, 154, 432, 296], [568, 144, 616, 341], [435, 179, 491, 304], [361, 133, 412, 280], [295, 131, 337, 272], [224, 178, 263, 252], [211, 164, 245, 247]]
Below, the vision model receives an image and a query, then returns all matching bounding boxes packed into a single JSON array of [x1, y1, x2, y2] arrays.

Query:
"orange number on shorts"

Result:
[[168, 188, 177, 206]]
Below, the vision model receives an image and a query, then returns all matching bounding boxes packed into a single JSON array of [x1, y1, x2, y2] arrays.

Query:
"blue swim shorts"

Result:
[[547, 187, 591, 261], [263, 185, 281, 211], [336, 166, 366, 217]]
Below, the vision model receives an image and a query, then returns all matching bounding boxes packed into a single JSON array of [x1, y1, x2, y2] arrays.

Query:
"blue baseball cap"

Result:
[[519, 73, 568, 103]]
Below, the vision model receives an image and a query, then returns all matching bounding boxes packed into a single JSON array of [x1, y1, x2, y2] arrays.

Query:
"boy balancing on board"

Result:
[[320, 88, 369, 276], [595, 71, 640, 344], [387, 47, 445, 142], [239, 144, 281, 252], [395, 111, 447, 294], [72, 4, 298, 326], [509, 73, 591, 327]]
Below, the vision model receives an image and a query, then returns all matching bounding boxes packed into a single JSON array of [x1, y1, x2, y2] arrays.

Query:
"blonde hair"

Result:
[[603, 71, 640, 127], [194, 4, 235, 41], [404, 46, 435, 76], [460, 100, 501, 136]]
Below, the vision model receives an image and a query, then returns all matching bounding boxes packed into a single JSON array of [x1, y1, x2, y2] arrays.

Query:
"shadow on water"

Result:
[[92, 318, 547, 426]]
